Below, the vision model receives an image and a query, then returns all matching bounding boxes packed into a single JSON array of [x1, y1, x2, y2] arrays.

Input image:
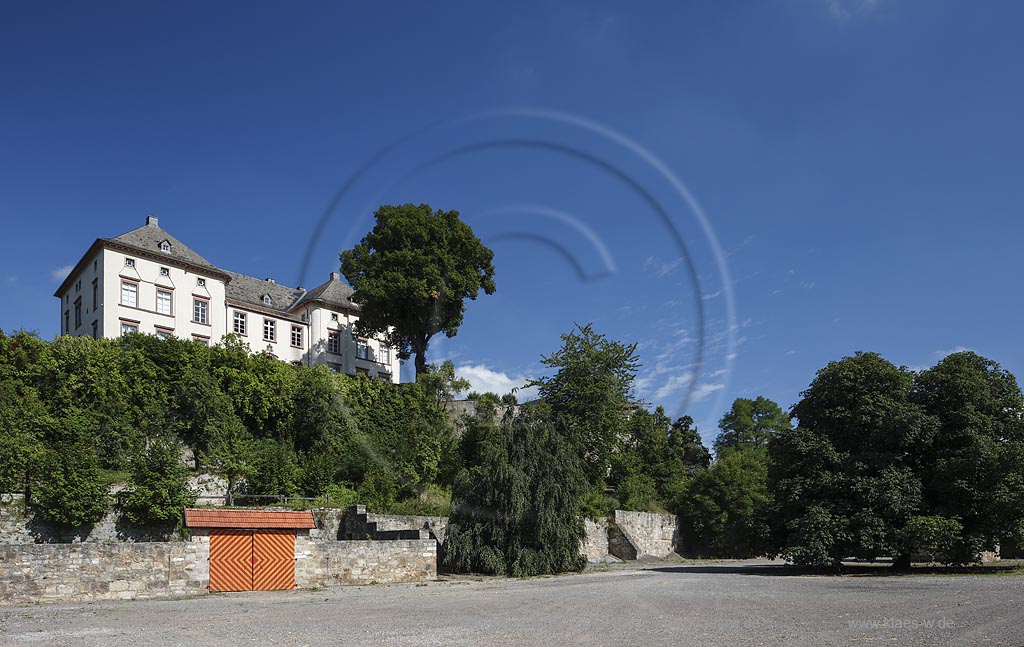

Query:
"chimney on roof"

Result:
[[331, 271, 341, 281], [265, 277, 275, 284], [146, 215, 159, 227]]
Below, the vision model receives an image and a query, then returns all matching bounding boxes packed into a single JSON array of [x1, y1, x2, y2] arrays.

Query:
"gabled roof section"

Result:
[[106, 216, 221, 274], [54, 216, 230, 297], [294, 272, 358, 311], [223, 270, 306, 313], [184, 508, 316, 529]]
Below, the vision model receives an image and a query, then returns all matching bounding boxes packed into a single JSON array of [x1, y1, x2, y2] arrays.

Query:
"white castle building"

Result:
[[54, 216, 400, 382]]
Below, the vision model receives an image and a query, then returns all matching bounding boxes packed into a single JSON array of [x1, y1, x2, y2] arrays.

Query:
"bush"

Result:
[[616, 474, 659, 512], [123, 437, 196, 526], [324, 482, 359, 508], [34, 441, 108, 528], [898, 516, 983, 566], [357, 470, 399, 511], [386, 484, 452, 516], [246, 439, 299, 496]]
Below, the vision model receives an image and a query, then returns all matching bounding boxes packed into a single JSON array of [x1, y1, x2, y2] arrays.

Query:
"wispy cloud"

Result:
[[643, 255, 684, 279], [936, 345, 972, 359], [691, 383, 726, 402], [455, 363, 538, 400], [701, 290, 722, 301], [50, 265, 74, 282], [653, 373, 695, 401], [909, 346, 975, 372]]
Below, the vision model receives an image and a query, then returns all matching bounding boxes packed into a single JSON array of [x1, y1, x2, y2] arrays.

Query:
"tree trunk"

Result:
[[413, 336, 429, 378], [892, 551, 912, 570]]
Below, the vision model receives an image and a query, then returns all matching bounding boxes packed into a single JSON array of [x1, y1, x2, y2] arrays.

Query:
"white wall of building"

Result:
[[100, 249, 227, 346]]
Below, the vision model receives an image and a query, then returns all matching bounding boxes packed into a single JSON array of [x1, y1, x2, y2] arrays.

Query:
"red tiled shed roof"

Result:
[[184, 509, 316, 529]]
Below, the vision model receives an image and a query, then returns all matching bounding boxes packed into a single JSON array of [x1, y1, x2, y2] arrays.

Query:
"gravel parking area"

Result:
[[1, 562, 1021, 646]]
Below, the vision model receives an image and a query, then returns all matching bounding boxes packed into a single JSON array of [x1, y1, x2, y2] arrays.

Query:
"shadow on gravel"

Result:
[[646, 562, 1024, 577]]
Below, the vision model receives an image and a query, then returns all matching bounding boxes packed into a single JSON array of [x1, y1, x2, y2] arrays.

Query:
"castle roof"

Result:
[[223, 270, 307, 313], [293, 272, 358, 311]]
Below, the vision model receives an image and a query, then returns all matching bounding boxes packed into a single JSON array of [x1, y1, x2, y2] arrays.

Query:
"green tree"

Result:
[[912, 351, 1024, 562], [203, 417, 257, 506], [443, 403, 587, 576], [0, 380, 48, 497], [530, 323, 640, 487], [768, 352, 932, 567], [677, 450, 770, 557], [246, 439, 299, 496], [418, 360, 471, 408], [714, 396, 792, 458], [123, 436, 196, 526], [33, 425, 109, 528], [340, 203, 496, 377]]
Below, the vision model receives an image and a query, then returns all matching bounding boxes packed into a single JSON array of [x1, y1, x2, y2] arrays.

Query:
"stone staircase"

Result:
[[339, 505, 443, 542]]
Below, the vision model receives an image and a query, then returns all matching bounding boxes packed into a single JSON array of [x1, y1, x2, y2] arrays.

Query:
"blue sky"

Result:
[[2, 1, 1022, 444]]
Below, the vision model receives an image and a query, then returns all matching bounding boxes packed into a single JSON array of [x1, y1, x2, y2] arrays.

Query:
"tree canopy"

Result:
[[340, 204, 496, 377], [767, 350, 1024, 568], [529, 323, 640, 487]]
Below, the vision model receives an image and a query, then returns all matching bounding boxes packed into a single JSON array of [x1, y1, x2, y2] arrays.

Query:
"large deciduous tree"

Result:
[[530, 323, 640, 487], [911, 351, 1024, 562], [340, 204, 496, 377], [768, 352, 933, 567]]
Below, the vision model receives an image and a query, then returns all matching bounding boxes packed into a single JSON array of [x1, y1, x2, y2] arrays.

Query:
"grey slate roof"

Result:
[[223, 270, 307, 313], [106, 220, 221, 274], [294, 273, 358, 311]]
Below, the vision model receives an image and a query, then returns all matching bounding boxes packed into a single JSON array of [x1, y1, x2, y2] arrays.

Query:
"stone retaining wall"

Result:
[[0, 505, 177, 545], [0, 542, 208, 604], [295, 538, 436, 586], [612, 510, 679, 559], [581, 518, 610, 562]]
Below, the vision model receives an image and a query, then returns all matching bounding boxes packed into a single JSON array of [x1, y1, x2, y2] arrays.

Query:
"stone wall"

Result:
[[0, 542, 208, 604], [0, 501, 176, 544], [612, 510, 679, 559], [581, 518, 610, 562], [1, 533, 436, 604], [295, 538, 436, 586], [331, 506, 447, 544], [368, 513, 448, 545]]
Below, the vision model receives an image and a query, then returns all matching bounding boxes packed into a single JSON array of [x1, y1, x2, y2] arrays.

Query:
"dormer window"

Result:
[[125, 258, 135, 268], [159, 267, 170, 277], [160, 240, 171, 253], [263, 294, 272, 306], [197, 278, 206, 287]]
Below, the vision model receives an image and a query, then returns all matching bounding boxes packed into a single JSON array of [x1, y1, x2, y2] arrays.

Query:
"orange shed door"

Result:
[[252, 530, 296, 591], [209, 529, 254, 592]]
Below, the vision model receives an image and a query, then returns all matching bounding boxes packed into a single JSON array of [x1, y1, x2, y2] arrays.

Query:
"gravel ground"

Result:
[[1, 561, 1022, 647]]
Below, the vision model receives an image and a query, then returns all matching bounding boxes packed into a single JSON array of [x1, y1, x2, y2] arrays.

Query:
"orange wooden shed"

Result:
[[184, 509, 316, 592]]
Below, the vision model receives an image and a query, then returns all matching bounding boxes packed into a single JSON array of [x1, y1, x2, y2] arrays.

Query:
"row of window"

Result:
[[124, 257, 207, 286], [326, 330, 390, 364], [120, 280, 209, 324], [231, 313, 391, 363], [231, 311, 304, 348]]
